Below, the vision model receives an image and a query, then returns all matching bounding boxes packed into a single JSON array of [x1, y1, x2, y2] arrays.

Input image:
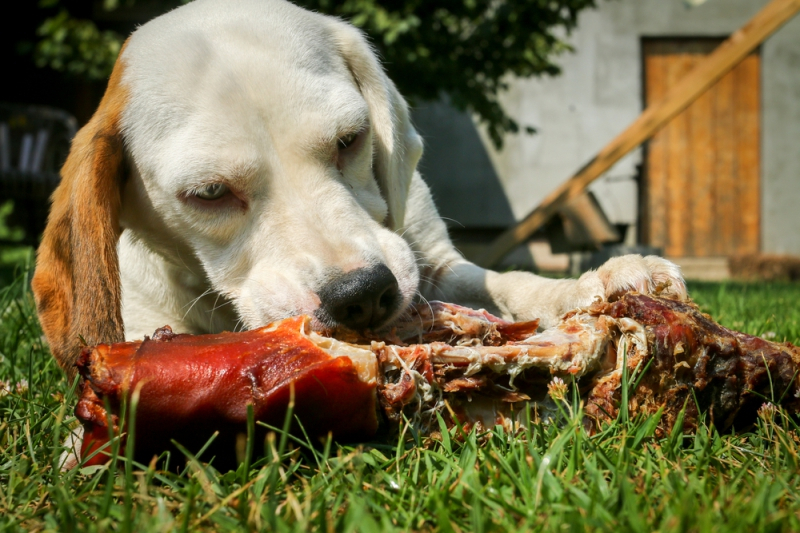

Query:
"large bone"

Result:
[[74, 296, 800, 466]]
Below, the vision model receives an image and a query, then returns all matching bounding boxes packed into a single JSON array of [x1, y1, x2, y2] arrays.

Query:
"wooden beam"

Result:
[[477, 0, 800, 268]]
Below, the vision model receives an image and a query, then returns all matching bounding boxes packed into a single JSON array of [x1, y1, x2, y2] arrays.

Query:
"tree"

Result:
[[32, 0, 599, 147]]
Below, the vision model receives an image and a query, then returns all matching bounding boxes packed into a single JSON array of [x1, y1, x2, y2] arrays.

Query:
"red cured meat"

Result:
[[76, 317, 378, 466]]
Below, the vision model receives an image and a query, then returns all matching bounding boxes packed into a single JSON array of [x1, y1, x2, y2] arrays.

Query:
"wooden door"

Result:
[[641, 39, 761, 258]]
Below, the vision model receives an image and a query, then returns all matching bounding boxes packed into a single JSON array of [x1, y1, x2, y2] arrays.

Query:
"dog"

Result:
[[32, 0, 686, 384]]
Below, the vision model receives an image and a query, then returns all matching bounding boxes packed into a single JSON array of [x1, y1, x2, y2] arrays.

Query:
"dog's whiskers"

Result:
[[413, 292, 437, 334], [436, 217, 464, 228], [181, 288, 214, 322], [418, 276, 443, 295], [207, 292, 235, 331], [209, 299, 234, 312], [174, 246, 203, 279]]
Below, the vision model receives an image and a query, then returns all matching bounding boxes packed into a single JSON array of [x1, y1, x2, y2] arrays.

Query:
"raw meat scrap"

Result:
[[583, 294, 800, 434]]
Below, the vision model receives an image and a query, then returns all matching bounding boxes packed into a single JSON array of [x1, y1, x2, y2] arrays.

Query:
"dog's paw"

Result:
[[58, 425, 83, 471], [595, 254, 686, 301]]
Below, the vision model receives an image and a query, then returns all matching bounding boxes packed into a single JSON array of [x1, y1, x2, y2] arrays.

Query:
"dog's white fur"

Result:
[[37, 0, 686, 470], [113, 0, 684, 342]]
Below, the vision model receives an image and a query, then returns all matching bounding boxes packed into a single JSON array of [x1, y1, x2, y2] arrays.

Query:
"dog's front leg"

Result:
[[403, 174, 686, 328]]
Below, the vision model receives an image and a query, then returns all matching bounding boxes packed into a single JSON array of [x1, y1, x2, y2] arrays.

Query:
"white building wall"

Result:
[[413, 0, 800, 255]]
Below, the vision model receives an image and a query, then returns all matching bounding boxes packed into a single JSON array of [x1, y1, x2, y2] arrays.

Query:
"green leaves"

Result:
[[34, 10, 123, 80]]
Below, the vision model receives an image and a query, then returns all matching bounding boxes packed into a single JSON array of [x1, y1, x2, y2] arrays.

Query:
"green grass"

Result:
[[2, 263, 800, 532]]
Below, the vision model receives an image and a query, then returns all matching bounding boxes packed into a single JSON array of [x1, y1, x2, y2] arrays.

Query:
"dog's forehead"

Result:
[[117, 0, 372, 186], [127, 0, 333, 61], [120, 0, 358, 142]]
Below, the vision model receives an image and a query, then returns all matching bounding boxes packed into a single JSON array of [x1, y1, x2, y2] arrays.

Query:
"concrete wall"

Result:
[[412, 0, 800, 256]]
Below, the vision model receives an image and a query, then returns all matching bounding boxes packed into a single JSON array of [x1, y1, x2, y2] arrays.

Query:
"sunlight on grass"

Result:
[[1, 270, 800, 531]]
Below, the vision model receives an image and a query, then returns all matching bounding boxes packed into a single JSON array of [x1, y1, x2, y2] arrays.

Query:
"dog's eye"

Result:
[[338, 132, 359, 150], [194, 183, 229, 201]]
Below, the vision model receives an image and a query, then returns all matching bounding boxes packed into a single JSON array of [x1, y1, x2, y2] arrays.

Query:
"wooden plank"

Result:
[[478, 0, 800, 268], [664, 50, 692, 256], [683, 41, 719, 257], [559, 191, 620, 246], [642, 42, 668, 248], [687, 74, 715, 257], [713, 66, 737, 256], [735, 53, 762, 254]]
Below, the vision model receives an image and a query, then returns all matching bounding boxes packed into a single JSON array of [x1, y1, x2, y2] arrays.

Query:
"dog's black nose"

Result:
[[316, 264, 400, 330]]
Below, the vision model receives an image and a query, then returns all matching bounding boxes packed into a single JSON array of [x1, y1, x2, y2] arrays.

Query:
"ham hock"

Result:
[[74, 294, 800, 466]]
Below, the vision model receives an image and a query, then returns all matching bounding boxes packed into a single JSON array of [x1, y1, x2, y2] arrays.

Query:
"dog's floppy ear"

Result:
[[32, 45, 129, 378], [331, 22, 423, 231]]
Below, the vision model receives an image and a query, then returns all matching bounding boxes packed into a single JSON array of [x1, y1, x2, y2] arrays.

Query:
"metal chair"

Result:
[[0, 103, 77, 245]]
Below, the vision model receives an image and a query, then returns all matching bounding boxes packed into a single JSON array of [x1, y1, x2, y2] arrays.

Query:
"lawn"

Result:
[[2, 258, 800, 532]]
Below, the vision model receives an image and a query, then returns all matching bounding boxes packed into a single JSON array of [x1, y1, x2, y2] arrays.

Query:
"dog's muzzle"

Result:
[[315, 264, 400, 330]]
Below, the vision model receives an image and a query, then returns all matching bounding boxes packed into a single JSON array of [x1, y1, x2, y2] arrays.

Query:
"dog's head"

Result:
[[32, 0, 424, 374]]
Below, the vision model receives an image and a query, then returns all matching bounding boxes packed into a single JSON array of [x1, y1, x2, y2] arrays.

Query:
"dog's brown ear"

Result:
[[32, 46, 130, 378], [331, 22, 423, 231]]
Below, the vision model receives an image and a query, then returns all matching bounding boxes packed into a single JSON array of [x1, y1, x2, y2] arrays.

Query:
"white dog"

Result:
[[32, 0, 685, 379]]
